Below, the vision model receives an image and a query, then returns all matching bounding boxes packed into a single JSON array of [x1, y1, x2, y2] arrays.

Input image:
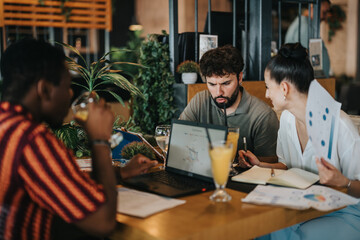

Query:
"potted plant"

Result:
[[58, 42, 143, 104], [132, 31, 176, 134], [176, 60, 200, 84], [121, 142, 155, 160], [54, 42, 144, 157], [53, 120, 90, 158]]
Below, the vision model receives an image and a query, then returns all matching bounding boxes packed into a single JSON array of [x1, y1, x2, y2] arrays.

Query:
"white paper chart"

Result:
[[305, 80, 341, 161], [242, 185, 359, 211]]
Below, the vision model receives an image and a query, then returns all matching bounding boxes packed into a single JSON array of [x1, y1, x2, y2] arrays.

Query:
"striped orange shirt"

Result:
[[0, 102, 106, 240]]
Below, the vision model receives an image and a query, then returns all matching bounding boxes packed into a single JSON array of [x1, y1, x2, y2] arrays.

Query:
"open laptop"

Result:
[[122, 119, 227, 198]]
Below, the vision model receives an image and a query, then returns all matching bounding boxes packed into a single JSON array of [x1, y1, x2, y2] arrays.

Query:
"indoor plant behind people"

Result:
[[132, 31, 176, 135], [176, 60, 200, 84], [59, 42, 143, 104], [55, 42, 144, 158]]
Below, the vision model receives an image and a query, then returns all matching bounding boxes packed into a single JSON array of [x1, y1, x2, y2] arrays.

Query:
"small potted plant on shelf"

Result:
[[176, 60, 200, 84]]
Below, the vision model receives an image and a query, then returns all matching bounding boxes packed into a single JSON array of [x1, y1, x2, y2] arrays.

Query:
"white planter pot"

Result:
[[181, 72, 197, 84]]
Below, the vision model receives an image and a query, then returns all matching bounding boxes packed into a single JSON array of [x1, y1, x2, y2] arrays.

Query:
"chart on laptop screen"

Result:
[[167, 122, 227, 178]]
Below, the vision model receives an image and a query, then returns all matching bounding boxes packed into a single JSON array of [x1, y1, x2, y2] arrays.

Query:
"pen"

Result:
[[243, 137, 249, 163], [271, 168, 275, 177]]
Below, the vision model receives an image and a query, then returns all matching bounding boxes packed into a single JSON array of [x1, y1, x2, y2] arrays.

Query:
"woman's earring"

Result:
[[283, 95, 286, 101]]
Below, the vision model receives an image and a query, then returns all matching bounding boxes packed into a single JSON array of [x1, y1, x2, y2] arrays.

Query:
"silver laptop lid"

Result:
[[166, 120, 227, 180]]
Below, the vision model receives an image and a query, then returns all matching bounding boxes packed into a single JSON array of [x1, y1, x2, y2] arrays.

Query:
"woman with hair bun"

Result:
[[239, 43, 360, 240]]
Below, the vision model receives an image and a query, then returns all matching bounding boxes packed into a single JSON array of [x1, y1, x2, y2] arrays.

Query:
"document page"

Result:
[[242, 185, 359, 211], [117, 188, 186, 218], [306, 80, 341, 161]]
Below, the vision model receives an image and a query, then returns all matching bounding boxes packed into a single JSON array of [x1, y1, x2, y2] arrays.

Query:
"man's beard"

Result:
[[211, 85, 240, 109]]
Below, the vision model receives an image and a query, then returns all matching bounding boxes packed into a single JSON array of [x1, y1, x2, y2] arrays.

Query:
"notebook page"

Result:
[[231, 166, 285, 185], [267, 168, 319, 189]]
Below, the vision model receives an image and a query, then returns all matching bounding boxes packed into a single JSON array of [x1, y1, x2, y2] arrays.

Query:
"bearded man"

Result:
[[179, 45, 279, 158]]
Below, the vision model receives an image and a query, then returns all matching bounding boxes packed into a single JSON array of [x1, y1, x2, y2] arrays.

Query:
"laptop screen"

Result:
[[166, 120, 227, 179]]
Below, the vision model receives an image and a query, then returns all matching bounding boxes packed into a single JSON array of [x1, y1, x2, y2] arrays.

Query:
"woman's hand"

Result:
[[237, 150, 260, 168], [316, 157, 349, 188]]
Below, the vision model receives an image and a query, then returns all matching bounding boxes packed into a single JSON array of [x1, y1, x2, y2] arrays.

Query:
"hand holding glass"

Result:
[[71, 91, 123, 149], [72, 91, 99, 122], [209, 140, 233, 202]]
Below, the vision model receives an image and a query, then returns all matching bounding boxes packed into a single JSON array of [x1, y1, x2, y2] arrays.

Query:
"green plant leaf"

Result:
[[94, 64, 111, 80], [57, 41, 143, 107], [106, 90, 125, 106], [71, 81, 89, 91], [56, 41, 80, 56], [100, 73, 144, 97], [92, 79, 116, 88], [56, 41, 87, 67], [112, 62, 145, 68], [132, 31, 176, 134], [108, 69, 123, 73]]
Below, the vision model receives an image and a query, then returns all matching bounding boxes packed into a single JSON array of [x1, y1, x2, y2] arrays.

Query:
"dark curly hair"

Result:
[[1, 38, 66, 103], [199, 45, 244, 81], [265, 43, 314, 94]]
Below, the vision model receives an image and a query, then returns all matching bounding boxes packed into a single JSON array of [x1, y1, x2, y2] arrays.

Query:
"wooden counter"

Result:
[[112, 187, 336, 240]]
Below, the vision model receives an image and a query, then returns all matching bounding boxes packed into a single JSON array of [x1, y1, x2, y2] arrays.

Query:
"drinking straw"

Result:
[[223, 104, 228, 127], [205, 127, 213, 149]]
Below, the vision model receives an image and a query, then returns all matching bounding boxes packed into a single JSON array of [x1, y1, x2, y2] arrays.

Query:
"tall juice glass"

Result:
[[209, 140, 233, 202], [227, 127, 240, 176]]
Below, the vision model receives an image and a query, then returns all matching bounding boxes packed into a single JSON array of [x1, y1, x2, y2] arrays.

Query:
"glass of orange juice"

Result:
[[209, 140, 233, 202], [71, 92, 122, 149], [71, 91, 99, 122], [227, 127, 240, 176]]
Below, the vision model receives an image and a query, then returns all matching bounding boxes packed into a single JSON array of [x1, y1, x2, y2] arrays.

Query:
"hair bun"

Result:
[[279, 43, 308, 61], [290, 47, 308, 61], [279, 47, 291, 58]]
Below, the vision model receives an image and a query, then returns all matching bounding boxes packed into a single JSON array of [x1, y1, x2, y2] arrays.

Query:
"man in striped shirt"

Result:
[[0, 39, 156, 239]]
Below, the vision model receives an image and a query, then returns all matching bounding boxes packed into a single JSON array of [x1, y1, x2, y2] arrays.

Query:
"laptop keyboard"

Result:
[[149, 171, 214, 190]]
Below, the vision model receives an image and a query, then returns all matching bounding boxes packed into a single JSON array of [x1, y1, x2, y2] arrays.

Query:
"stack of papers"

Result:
[[117, 188, 186, 218], [242, 185, 359, 211], [231, 166, 319, 189]]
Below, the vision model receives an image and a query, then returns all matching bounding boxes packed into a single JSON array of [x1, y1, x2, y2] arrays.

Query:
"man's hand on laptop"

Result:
[[120, 154, 158, 179]]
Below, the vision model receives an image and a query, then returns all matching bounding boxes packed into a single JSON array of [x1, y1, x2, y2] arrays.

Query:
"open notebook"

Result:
[[232, 166, 319, 189]]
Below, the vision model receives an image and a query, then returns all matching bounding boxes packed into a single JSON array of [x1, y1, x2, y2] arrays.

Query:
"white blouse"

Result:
[[277, 110, 360, 180]]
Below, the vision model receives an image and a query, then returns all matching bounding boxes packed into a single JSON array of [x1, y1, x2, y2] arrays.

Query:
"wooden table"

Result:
[[112, 187, 337, 240]]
